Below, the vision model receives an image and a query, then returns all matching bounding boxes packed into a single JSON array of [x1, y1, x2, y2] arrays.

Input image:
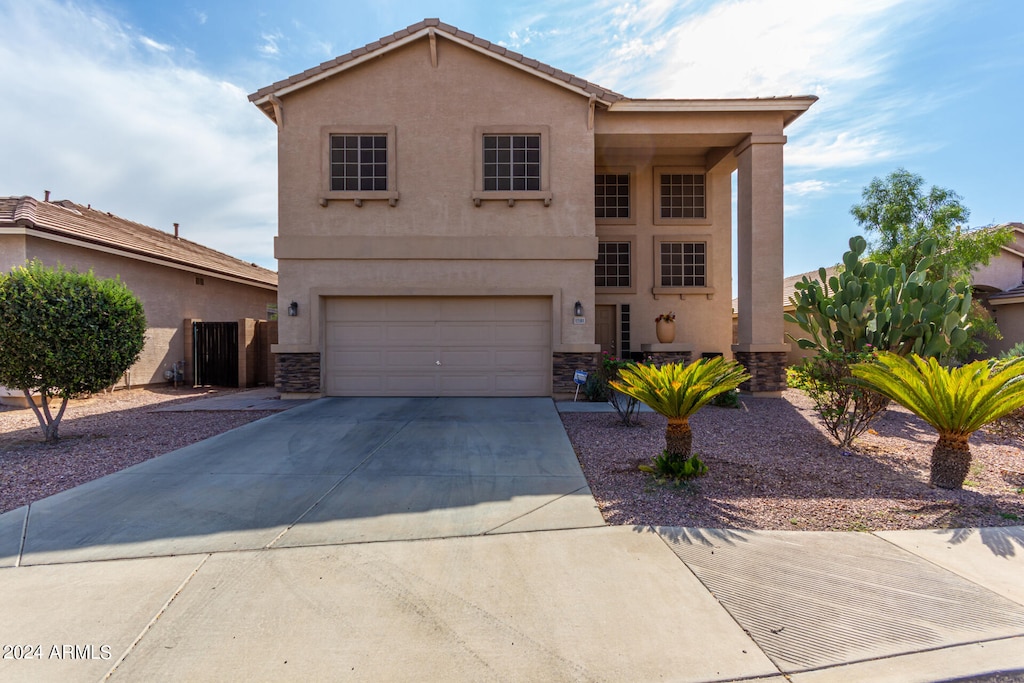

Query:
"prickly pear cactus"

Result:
[[785, 236, 971, 358]]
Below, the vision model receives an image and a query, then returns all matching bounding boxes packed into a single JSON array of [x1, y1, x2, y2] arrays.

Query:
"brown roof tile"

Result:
[[0, 196, 277, 288], [248, 18, 625, 106]]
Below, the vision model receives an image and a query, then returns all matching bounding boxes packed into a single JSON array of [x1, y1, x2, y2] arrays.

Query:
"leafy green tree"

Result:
[[0, 261, 146, 442], [849, 353, 1024, 489], [851, 168, 1012, 279], [851, 168, 1012, 359], [611, 357, 749, 478]]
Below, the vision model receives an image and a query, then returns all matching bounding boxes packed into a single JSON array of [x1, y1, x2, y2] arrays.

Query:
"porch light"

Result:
[[574, 301, 583, 317], [288, 301, 299, 317]]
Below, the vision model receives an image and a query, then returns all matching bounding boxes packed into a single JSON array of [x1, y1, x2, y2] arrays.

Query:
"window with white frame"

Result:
[[659, 173, 705, 219], [330, 134, 389, 191], [595, 173, 630, 219], [595, 241, 631, 288], [660, 241, 706, 287]]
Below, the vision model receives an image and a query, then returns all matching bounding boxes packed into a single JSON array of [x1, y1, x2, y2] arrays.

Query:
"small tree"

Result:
[[851, 168, 1011, 280], [851, 168, 1012, 359], [611, 357, 749, 478], [0, 261, 146, 442], [849, 353, 1024, 489]]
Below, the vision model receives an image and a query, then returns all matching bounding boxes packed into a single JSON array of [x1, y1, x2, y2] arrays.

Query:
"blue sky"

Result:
[[1, 0, 1021, 278]]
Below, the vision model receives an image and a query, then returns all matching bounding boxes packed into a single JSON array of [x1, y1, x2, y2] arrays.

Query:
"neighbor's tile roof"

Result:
[[732, 264, 840, 313], [988, 282, 1024, 302], [0, 196, 277, 288], [248, 18, 624, 106]]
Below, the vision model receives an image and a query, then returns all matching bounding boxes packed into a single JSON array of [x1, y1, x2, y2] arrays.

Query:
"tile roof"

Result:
[[732, 264, 840, 312], [988, 282, 1024, 302], [248, 18, 624, 111], [0, 196, 277, 288]]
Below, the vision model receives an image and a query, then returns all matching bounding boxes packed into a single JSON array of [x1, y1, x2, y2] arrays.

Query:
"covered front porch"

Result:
[[589, 96, 816, 393]]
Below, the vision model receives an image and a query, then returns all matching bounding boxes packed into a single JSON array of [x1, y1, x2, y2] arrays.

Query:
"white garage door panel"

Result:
[[495, 374, 548, 393], [439, 375, 492, 394], [324, 296, 551, 397], [495, 349, 549, 366], [499, 323, 550, 344], [330, 349, 383, 368], [384, 374, 439, 393], [337, 375, 384, 394], [439, 349, 493, 367], [440, 324, 493, 344]]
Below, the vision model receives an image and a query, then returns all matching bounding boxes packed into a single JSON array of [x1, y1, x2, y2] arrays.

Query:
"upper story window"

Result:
[[659, 172, 705, 219], [596, 241, 632, 289], [330, 135, 388, 191], [595, 173, 630, 219], [321, 125, 398, 206], [483, 135, 541, 191], [472, 126, 551, 206], [660, 241, 706, 287]]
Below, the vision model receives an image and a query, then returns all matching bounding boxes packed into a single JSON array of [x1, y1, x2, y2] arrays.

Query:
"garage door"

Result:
[[324, 297, 551, 396]]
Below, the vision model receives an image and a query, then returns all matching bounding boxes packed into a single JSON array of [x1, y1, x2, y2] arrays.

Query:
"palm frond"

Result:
[[848, 352, 1024, 436], [610, 357, 750, 420]]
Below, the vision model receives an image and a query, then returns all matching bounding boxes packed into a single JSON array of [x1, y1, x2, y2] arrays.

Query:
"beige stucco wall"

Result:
[[273, 37, 598, 355], [0, 234, 276, 385], [991, 303, 1024, 355], [593, 151, 735, 358], [973, 246, 1024, 291]]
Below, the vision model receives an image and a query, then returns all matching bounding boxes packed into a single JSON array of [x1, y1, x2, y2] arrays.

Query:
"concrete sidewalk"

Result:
[[1, 397, 1022, 682]]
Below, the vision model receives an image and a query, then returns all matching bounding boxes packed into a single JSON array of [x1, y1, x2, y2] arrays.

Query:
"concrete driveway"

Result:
[[2, 396, 1024, 682], [2, 397, 604, 565]]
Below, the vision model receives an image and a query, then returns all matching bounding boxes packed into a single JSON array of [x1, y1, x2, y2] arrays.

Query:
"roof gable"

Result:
[[0, 196, 277, 289], [248, 18, 623, 122]]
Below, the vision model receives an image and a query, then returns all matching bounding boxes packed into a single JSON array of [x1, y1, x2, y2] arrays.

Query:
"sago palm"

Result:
[[611, 357, 750, 464], [848, 352, 1024, 489]]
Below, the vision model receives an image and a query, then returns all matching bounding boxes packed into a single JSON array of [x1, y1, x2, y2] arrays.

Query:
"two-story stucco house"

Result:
[[249, 19, 815, 398]]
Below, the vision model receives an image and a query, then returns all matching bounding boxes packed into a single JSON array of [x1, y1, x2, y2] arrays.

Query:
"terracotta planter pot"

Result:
[[656, 319, 676, 343]]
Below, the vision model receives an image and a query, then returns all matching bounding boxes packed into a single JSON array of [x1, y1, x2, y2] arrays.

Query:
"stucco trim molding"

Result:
[[275, 236, 598, 260]]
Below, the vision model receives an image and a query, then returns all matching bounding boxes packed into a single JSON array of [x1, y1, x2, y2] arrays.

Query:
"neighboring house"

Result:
[[248, 18, 815, 398], [0, 195, 278, 399], [743, 223, 1024, 365], [973, 223, 1024, 355]]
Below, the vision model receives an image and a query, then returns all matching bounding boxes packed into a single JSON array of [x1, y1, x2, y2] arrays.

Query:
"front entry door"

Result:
[[596, 305, 616, 356]]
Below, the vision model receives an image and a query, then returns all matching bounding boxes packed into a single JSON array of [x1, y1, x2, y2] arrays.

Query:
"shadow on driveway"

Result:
[[0, 397, 604, 566]]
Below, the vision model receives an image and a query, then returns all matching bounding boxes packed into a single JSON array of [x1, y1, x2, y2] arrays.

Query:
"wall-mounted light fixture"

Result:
[[574, 301, 584, 317], [287, 301, 299, 317]]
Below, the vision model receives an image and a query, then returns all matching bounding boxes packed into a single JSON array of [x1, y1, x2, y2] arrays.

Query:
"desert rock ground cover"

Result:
[[0, 388, 274, 513], [2, 386, 1021, 530], [561, 390, 1024, 531]]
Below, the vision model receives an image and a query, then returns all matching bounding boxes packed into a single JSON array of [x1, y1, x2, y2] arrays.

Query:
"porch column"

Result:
[[732, 134, 788, 394]]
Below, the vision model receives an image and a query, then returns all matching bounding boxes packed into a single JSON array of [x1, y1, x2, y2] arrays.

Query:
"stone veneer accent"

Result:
[[552, 352, 599, 393], [734, 350, 788, 393], [276, 352, 321, 394], [642, 351, 693, 367]]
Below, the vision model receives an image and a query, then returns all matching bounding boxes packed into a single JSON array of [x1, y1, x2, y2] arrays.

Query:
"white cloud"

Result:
[[139, 35, 172, 53], [259, 32, 282, 56], [0, 0, 277, 267], [785, 180, 834, 197], [506, 0, 939, 178]]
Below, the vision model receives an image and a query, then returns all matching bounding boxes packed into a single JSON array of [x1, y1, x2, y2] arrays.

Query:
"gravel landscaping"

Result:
[[2, 386, 1021, 531], [561, 390, 1024, 531], [0, 388, 275, 514]]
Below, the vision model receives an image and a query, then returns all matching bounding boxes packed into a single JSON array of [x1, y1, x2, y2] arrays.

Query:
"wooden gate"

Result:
[[192, 322, 238, 387]]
